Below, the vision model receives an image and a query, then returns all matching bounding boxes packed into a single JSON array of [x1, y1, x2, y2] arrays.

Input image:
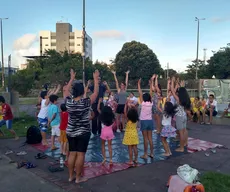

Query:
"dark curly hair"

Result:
[[60, 103, 67, 112], [164, 102, 177, 118], [127, 108, 139, 123], [40, 91, 48, 99], [143, 92, 151, 102], [0, 96, 5, 103], [178, 87, 191, 110], [49, 94, 58, 103], [158, 84, 163, 96], [72, 81, 84, 98], [100, 106, 115, 126]]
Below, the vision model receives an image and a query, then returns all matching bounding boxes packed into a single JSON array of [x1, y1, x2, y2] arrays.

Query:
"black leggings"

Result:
[[91, 103, 102, 135]]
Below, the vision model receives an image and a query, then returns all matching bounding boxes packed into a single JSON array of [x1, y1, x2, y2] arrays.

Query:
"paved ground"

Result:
[[0, 120, 230, 192], [0, 154, 66, 192]]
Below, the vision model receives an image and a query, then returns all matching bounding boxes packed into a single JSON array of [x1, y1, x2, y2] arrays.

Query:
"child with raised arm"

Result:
[[171, 76, 191, 152], [151, 74, 163, 134], [38, 84, 61, 145], [122, 102, 139, 165], [160, 102, 177, 156], [138, 79, 154, 159], [112, 70, 130, 132]]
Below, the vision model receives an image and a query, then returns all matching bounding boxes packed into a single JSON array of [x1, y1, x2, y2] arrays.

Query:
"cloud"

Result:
[[93, 30, 126, 40], [211, 17, 230, 23], [13, 34, 38, 50], [11, 34, 39, 68]]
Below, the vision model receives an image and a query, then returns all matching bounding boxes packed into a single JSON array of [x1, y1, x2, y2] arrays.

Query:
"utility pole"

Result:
[[40, 36, 43, 56], [82, 0, 86, 86], [0, 17, 8, 88], [167, 62, 169, 79], [8, 54, 12, 104], [195, 17, 205, 80], [203, 48, 207, 64]]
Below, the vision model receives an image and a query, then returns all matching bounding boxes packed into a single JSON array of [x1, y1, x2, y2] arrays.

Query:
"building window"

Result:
[[45, 44, 49, 46], [77, 37, 82, 39], [51, 43, 56, 46], [69, 36, 74, 39], [77, 44, 81, 46], [42, 37, 48, 39], [51, 36, 56, 39], [69, 43, 75, 46]]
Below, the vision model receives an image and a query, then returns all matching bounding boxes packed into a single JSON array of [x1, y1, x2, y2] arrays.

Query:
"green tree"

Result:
[[93, 60, 113, 81], [164, 69, 177, 78], [11, 50, 95, 95], [11, 50, 114, 96], [114, 41, 162, 82], [207, 47, 230, 79], [11, 69, 35, 96], [185, 60, 209, 79]]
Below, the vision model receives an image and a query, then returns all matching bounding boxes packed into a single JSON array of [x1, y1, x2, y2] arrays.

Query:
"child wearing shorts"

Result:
[[0, 96, 18, 139], [138, 79, 154, 159], [48, 95, 61, 150], [60, 103, 68, 156], [38, 85, 61, 146]]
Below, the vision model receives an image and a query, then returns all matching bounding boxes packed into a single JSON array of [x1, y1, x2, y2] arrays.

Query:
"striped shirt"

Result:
[[175, 105, 186, 117], [66, 97, 91, 137]]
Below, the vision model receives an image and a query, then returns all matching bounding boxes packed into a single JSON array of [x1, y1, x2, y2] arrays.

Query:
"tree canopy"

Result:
[[183, 46, 230, 80], [184, 60, 208, 79], [11, 42, 230, 96], [114, 41, 163, 82], [207, 47, 230, 79], [11, 50, 112, 96], [11, 41, 165, 96]]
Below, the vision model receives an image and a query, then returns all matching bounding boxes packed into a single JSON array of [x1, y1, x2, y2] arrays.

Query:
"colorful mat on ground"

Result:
[[31, 132, 223, 180], [187, 137, 222, 153], [82, 162, 142, 179], [32, 132, 223, 162]]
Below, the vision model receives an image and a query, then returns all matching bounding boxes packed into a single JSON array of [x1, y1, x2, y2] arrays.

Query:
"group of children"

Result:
[[36, 85, 69, 157], [95, 74, 191, 165], [33, 70, 193, 167], [191, 95, 217, 124], [192, 94, 230, 124]]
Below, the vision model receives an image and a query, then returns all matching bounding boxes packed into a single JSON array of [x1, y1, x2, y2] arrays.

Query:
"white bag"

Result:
[[177, 164, 199, 184]]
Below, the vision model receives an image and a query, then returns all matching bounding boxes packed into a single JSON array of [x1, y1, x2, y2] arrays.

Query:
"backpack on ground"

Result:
[[26, 125, 42, 144]]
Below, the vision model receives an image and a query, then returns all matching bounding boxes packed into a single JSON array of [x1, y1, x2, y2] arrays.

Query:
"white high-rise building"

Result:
[[39, 23, 92, 60]]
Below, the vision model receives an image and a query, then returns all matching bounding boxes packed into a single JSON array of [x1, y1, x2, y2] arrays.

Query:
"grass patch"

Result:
[[19, 97, 38, 105], [0, 113, 37, 138], [200, 172, 230, 192]]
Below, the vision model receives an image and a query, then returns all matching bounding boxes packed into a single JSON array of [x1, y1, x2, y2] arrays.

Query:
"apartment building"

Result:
[[39, 23, 92, 60], [19, 63, 28, 70]]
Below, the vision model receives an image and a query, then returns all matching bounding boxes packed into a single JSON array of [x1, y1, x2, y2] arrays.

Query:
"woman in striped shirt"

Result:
[[66, 69, 99, 183]]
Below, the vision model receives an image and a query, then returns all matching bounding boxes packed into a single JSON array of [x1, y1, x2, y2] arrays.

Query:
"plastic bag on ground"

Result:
[[177, 164, 199, 184]]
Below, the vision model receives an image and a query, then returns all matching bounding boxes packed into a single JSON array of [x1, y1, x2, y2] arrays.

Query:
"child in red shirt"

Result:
[[0, 96, 18, 140], [60, 103, 68, 156]]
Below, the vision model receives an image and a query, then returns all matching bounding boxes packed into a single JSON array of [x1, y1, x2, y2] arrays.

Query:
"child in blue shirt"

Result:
[[48, 95, 60, 150]]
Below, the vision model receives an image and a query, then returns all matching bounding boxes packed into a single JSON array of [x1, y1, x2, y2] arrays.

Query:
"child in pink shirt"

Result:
[[138, 79, 155, 160]]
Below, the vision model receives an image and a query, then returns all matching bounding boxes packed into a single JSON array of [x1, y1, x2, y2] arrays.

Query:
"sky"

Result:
[[1, 0, 230, 72]]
